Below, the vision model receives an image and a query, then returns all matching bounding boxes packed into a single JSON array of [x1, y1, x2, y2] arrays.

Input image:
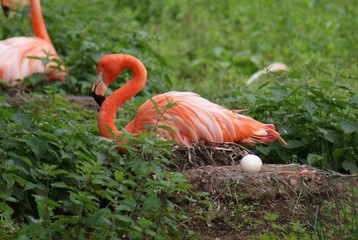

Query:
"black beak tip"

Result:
[[92, 92, 105, 107], [2, 5, 9, 17]]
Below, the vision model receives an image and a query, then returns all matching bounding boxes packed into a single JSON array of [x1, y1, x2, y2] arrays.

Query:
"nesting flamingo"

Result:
[[0, 0, 65, 85], [92, 54, 286, 153]]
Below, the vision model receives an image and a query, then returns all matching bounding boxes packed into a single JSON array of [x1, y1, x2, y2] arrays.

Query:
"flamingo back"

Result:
[[0, 37, 65, 85]]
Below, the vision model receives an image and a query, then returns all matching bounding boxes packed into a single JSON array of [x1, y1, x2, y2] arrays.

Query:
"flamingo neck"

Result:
[[31, 0, 53, 45], [97, 54, 147, 143]]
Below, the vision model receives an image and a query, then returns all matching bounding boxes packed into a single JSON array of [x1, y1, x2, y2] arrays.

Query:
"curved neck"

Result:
[[31, 0, 52, 44], [97, 54, 147, 142]]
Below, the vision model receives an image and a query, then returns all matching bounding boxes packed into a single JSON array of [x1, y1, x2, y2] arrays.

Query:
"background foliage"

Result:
[[0, 0, 357, 238]]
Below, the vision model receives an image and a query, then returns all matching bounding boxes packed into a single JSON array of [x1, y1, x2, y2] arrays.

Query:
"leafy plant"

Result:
[[0, 94, 200, 239], [223, 69, 358, 174], [1, 0, 357, 238]]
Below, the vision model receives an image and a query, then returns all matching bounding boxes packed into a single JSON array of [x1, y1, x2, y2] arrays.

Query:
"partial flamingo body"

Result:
[[92, 54, 286, 153], [246, 62, 288, 85], [0, 37, 64, 85], [0, 0, 65, 85]]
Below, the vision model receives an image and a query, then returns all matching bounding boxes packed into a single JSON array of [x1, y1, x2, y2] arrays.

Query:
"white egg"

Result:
[[240, 154, 262, 173]]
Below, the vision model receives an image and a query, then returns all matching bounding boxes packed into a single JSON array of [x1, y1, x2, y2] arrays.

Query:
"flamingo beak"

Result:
[[1, 1, 10, 17], [92, 73, 107, 107]]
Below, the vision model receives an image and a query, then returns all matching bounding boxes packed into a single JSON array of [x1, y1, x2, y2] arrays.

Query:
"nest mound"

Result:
[[169, 142, 252, 170]]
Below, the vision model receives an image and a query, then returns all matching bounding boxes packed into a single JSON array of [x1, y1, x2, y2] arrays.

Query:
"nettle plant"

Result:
[[0, 93, 200, 239], [225, 72, 358, 174]]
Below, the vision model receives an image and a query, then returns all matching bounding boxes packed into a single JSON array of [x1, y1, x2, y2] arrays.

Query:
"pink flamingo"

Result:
[[92, 54, 286, 153], [0, 0, 65, 85]]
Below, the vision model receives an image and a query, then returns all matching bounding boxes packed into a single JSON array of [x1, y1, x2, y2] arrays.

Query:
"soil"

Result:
[[171, 145, 357, 239], [184, 164, 357, 239], [4, 92, 358, 239]]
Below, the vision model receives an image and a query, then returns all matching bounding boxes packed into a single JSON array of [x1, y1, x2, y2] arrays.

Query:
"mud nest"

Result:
[[169, 142, 253, 170]]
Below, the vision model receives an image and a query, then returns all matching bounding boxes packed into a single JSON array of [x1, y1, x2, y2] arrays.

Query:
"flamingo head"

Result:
[[92, 69, 107, 107], [91, 55, 123, 107], [91, 54, 148, 107], [1, 0, 10, 17]]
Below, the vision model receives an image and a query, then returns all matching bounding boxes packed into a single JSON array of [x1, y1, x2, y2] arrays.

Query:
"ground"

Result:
[[170, 142, 356, 239], [184, 164, 356, 239], [5, 91, 358, 239]]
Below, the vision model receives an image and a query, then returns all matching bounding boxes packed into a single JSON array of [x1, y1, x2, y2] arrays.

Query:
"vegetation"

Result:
[[0, 93, 206, 239], [0, 0, 357, 239]]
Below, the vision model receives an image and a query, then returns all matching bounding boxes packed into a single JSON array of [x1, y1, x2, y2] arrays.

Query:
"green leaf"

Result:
[[277, 125, 295, 135], [12, 112, 33, 126], [338, 120, 358, 134], [335, 83, 355, 91], [0, 202, 14, 215], [149, 98, 161, 115], [352, 94, 358, 108], [122, 179, 137, 188], [33, 195, 60, 210], [54, 128, 71, 136], [264, 213, 279, 221], [1, 193, 17, 203], [165, 101, 178, 109], [114, 171, 124, 182], [92, 151, 108, 162], [317, 127, 328, 135], [256, 81, 271, 92], [255, 145, 272, 155], [143, 196, 161, 210], [158, 125, 176, 134], [116, 214, 133, 223], [332, 147, 351, 160], [271, 223, 285, 231], [324, 131, 344, 145], [144, 123, 153, 131], [286, 140, 305, 149], [320, 80, 334, 90], [84, 208, 111, 227], [18, 156, 33, 167], [271, 89, 289, 102], [10, 173, 28, 187], [28, 137, 49, 160], [317, 127, 344, 145], [14, 223, 49, 239], [301, 99, 317, 115], [342, 161, 358, 174], [51, 182, 68, 188], [24, 182, 47, 191], [115, 204, 132, 212], [307, 153, 322, 166]]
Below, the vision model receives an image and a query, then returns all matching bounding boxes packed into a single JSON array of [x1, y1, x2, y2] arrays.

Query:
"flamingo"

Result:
[[92, 54, 286, 153], [246, 62, 288, 85], [0, 0, 65, 85]]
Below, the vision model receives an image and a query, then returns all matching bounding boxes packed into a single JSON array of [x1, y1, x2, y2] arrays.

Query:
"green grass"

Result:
[[0, 0, 357, 238], [2, 0, 357, 95]]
